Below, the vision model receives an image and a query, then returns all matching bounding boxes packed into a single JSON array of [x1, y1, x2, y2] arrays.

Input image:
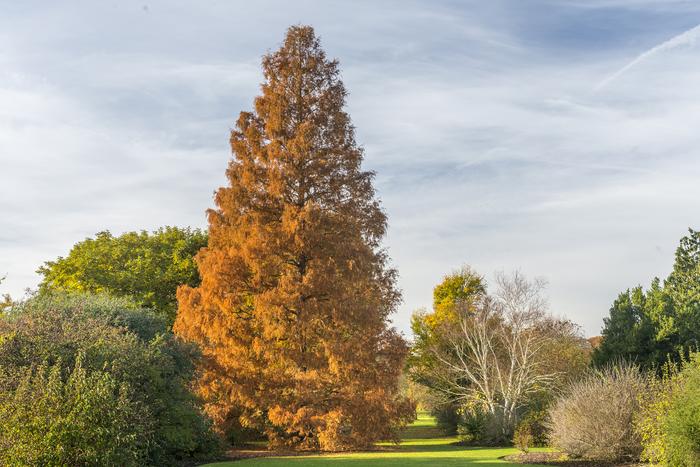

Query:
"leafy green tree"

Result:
[[0, 292, 219, 465], [407, 267, 486, 433], [432, 267, 486, 316], [408, 267, 485, 388], [37, 227, 206, 324], [594, 229, 700, 369]]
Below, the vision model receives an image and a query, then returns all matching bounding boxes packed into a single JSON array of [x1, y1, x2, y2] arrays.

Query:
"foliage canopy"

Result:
[[37, 226, 206, 324], [594, 228, 700, 369]]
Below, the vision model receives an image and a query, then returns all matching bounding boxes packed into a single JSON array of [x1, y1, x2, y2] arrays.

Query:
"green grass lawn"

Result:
[[202, 414, 548, 466]]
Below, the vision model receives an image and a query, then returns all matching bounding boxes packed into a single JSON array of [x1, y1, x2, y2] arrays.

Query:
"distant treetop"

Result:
[[37, 226, 207, 325]]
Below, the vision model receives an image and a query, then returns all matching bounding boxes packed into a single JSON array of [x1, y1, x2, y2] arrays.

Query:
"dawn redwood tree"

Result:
[[174, 26, 413, 451]]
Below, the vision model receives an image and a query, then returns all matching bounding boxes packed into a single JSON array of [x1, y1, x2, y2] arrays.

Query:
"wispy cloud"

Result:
[[595, 22, 700, 91], [2, 1, 700, 336]]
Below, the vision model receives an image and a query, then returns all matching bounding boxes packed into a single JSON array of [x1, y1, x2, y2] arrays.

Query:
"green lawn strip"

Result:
[[201, 413, 549, 467], [203, 443, 549, 466]]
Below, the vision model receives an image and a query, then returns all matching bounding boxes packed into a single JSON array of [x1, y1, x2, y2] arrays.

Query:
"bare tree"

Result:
[[427, 271, 577, 438]]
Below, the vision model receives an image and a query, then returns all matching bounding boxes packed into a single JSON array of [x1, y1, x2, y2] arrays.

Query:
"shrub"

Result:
[[513, 408, 549, 452], [636, 363, 680, 464], [516, 410, 548, 448], [456, 406, 507, 445], [513, 421, 533, 453], [666, 363, 700, 466], [432, 402, 461, 435], [456, 406, 488, 443], [638, 354, 700, 466], [0, 358, 148, 466], [548, 363, 645, 462], [0, 292, 219, 465]]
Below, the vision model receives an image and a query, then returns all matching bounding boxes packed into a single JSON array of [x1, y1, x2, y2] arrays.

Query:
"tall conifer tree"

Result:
[[175, 26, 412, 450]]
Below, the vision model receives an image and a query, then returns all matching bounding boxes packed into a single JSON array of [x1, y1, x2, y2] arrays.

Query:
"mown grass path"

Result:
[[202, 414, 548, 466]]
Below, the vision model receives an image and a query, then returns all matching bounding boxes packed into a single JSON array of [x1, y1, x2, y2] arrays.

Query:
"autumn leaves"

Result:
[[174, 26, 414, 451]]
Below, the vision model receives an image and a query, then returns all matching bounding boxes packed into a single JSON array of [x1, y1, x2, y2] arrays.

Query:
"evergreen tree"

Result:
[[594, 229, 700, 369], [666, 229, 700, 346], [174, 26, 413, 451]]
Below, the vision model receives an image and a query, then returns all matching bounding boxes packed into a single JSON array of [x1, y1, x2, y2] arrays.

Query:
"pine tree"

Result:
[[174, 26, 413, 451]]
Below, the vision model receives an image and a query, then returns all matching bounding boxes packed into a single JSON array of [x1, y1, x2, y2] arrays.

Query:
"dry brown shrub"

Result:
[[548, 363, 645, 462]]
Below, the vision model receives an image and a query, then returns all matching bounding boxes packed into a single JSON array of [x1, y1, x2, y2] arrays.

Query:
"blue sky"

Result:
[[2, 0, 700, 336]]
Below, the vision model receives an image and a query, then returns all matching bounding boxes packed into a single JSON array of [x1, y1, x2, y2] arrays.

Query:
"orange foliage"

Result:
[[174, 26, 414, 451]]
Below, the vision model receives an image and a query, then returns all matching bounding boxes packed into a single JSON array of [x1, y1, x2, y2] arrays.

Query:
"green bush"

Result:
[[636, 363, 680, 464], [666, 374, 700, 466], [548, 363, 645, 462], [0, 358, 148, 466], [513, 421, 533, 453], [0, 292, 219, 465], [639, 354, 700, 466], [516, 410, 548, 448], [456, 406, 507, 445], [456, 407, 487, 443], [431, 402, 461, 435]]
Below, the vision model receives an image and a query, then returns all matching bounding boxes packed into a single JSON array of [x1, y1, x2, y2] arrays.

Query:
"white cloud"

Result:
[[2, 1, 700, 337], [595, 23, 700, 91]]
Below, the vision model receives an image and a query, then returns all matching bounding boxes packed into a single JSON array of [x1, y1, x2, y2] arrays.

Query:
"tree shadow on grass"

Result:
[[203, 447, 551, 467]]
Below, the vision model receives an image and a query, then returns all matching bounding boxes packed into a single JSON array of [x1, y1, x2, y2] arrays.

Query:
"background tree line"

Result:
[[405, 228, 700, 465], [407, 267, 590, 444]]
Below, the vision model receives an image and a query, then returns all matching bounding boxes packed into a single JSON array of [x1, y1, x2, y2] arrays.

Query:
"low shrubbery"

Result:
[[548, 356, 700, 465], [0, 358, 148, 465], [548, 363, 645, 462], [513, 421, 533, 453], [664, 362, 700, 466], [636, 363, 680, 464], [456, 406, 491, 443], [0, 292, 219, 466], [637, 355, 700, 466], [514, 409, 548, 451]]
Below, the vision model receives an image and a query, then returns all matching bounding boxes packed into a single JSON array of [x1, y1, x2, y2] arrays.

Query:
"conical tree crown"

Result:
[[175, 25, 412, 451]]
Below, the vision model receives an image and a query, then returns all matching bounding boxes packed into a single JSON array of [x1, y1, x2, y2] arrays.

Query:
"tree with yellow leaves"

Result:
[[174, 26, 413, 451]]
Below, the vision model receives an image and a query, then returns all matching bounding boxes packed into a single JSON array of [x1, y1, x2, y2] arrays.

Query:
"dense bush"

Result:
[[548, 363, 645, 462], [636, 363, 679, 464], [638, 355, 700, 466], [431, 402, 461, 436], [456, 406, 514, 445], [456, 406, 489, 443], [0, 292, 219, 465], [516, 409, 548, 448], [0, 358, 148, 465], [513, 421, 533, 453], [665, 361, 700, 466]]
